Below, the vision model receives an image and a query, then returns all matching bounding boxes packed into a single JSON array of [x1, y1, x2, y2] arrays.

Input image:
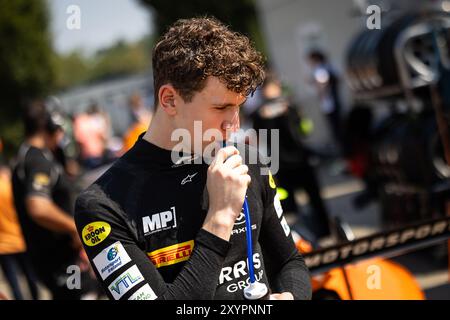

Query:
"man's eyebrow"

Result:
[[212, 99, 247, 107]]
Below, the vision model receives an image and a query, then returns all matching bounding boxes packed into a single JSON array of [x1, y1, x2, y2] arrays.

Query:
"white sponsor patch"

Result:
[[128, 284, 157, 300], [142, 207, 177, 235], [219, 253, 261, 285], [274, 193, 283, 218], [108, 265, 144, 300], [93, 241, 131, 280], [280, 217, 291, 237], [231, 224, 256, 236]]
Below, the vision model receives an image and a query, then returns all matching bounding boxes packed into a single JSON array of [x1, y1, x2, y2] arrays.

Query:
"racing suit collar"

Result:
[[134, 137, 201, 168]]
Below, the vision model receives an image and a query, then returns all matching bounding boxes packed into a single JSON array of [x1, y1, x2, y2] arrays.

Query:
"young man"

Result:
[[75, 17, 312, 300]]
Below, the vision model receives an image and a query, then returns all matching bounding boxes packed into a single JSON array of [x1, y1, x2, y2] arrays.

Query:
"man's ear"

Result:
[[158, 84, 179, 116]]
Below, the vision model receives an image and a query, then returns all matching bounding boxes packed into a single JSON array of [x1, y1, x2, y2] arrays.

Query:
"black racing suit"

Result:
[[74, 137, 312, 300]]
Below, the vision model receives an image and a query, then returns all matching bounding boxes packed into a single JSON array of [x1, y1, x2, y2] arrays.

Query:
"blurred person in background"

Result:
[[51, 116, 81, 179], [45, 97, 81, 178], [128, 92, 153, 126], [0, 139, 39, 300], [308, 50, 344, 152], [73, 103, 112, 170], [122, 92, 153, 153], [11, 102, 96, 300], [252, 75, 332, 239]]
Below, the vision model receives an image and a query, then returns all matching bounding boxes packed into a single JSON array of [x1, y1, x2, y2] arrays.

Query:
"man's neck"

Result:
[[142, 109, 177, 151], [26, 134, 46, 149]]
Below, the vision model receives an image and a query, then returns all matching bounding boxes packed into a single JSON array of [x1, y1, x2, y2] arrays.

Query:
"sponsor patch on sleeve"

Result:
[[128, 284, 157, 300], [93, 241, 131, 280], [274, 193, 283, 218], [147, 240, 194, 268], [108, 265, 144, 300], [280, 217, 291, 237], [32, 173, 50, 190], [268, 171, 276, 189], [82, 221, 111, 246]]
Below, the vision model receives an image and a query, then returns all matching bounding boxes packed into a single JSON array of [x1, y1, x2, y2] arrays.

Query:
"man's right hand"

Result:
[[202, 146, 251, 241]]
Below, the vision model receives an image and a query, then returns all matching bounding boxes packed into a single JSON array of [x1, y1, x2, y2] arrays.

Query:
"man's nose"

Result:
[[229, 107, 240, 131], [221, 107, 240, 132]]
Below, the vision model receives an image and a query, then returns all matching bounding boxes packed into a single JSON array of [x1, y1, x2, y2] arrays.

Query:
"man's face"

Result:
[[262, 82, 282, 100], [173, 76, 247, 151], [308, 57, 320, 69], [45, 128, 64, 152]]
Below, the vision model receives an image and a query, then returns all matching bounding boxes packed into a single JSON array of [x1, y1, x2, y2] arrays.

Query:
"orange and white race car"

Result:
[[293, 216, 450, 300]]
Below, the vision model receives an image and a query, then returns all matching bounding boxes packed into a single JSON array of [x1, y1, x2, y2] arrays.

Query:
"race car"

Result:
[[293, 214, 450, 300]]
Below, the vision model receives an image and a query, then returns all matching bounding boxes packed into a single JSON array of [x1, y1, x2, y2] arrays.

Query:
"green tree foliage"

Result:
[[0, 0, 55, 156], [54, 36, 154, 91], [53, 51, 89, 90], [89, 37, 152, 83], [139, 0, 266, 54]]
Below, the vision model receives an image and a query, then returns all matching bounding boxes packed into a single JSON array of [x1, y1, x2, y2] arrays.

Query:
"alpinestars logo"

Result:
[[142, 207, 177, 236], [181, 172, 198, 185]]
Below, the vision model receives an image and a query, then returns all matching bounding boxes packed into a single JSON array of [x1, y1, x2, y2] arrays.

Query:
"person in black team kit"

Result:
[[308, 50, 344, 150], [12, 102, 94, 300], [75, 17, 312, 300], [252, 75, 331, 239]]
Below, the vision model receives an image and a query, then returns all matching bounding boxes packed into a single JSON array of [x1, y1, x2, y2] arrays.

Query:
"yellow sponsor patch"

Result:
[[33, 173, 50, 187], [268, 171, 276, 189], [147, 240, 194, 268], [82, 221, 111, 246]]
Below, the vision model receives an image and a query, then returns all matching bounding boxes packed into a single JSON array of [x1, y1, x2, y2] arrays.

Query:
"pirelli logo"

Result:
[[147, 240, 194, 268], [304, 216, 450, 274]]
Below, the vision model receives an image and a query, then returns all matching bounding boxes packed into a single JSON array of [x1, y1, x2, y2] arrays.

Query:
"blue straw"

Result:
[[243, 196, 256, 283], [223, 141, 256, 283]]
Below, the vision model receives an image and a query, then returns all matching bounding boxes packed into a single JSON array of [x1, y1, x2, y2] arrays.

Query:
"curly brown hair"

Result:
[[152, 17, 265, 105]]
